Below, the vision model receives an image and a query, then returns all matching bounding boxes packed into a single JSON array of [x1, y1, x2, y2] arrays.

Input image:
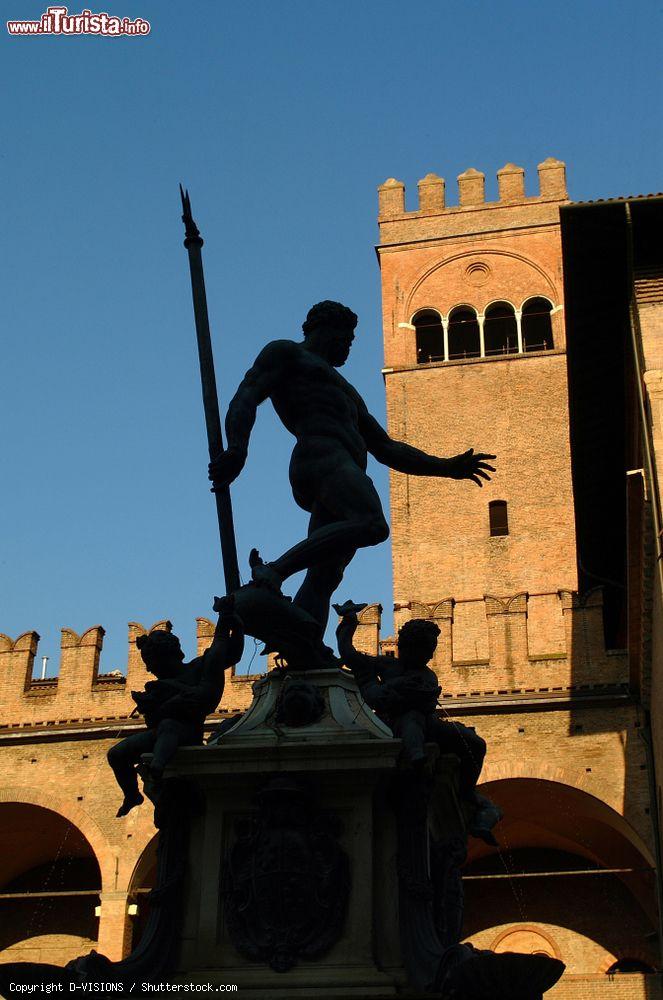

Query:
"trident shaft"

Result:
[[180, 185, 241, 595]]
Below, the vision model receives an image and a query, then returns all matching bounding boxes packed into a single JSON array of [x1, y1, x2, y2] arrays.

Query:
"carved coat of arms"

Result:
[[223, 775, 349, 972]]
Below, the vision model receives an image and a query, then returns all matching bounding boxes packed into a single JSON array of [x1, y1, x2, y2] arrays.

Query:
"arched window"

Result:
[[522, 298, 554, 352], [484, 302, 519, 356], [448, 306, 481, 360], [413, 309, 444, 363], [489, 500, 509, 536]]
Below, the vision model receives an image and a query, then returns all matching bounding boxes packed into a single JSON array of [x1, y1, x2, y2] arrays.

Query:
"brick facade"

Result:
[[375, 162, 663, 994]]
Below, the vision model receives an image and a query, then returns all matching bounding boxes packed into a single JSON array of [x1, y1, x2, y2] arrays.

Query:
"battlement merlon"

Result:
[[0, 617, 244, 706], [377, 159, 568, 246]]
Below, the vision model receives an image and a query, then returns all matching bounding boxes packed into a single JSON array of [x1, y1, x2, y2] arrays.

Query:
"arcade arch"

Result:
[[447, 306, 481, 360], [0, 801, 102, 965], [483, 301, 519, 356], [521, 297, 554, 351], [128, 833, 159, 951], [462, 778, 658, 974], [412, 309, 444, 363]]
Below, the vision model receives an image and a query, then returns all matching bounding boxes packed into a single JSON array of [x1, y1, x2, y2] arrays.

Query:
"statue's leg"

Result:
[[107, 731, 156, 816], [151, 719, 198, 779], [427, 719, 502, 843], [393, 710, 428, 764], [269, 449, 389, 581], [426, 718, 486, 796], [292, 503, 356, 629]]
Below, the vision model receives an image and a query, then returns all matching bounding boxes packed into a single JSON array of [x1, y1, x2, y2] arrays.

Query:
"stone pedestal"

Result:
[[167, 667, 465, 997]]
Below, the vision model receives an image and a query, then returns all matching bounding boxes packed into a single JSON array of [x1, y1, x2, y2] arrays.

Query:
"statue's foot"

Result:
[[440, 944, 565, 998], [116, 791, 143, 817], [320, 642, 342, 667], [249, 548, 284, 592], [469, 824, 499, 847], [149, 763, 164, 785], [469, 793, 504, 846]]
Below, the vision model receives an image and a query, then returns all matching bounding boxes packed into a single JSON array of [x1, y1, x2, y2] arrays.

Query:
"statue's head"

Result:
[[136, 622, 185, 676], [302, 300, 358, 367], [397, 618, 440, 668]]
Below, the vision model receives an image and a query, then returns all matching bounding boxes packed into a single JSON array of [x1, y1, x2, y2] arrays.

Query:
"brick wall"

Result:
[[0, 618, 254, 729], [376, 160, 659, 981], [549, 974, 662, 998]]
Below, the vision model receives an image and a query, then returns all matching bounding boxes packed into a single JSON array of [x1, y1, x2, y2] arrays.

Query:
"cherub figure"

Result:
[[335, 601, 501, 844], [107, 598, 244, 816]]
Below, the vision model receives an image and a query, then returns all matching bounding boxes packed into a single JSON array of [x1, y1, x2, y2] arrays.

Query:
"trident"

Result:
[[180, 186, 241, 595]]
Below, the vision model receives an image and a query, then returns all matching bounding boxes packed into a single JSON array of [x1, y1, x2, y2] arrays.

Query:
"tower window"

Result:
[[484, 302, 519, 356], [522, 297, 554, 352], [413, 309, 444, 363], [489, 500, 509, 536], [448, 306, 481, 360]]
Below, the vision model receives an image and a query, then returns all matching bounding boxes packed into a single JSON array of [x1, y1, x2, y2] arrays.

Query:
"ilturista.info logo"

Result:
[[7, 6, 151, 35]]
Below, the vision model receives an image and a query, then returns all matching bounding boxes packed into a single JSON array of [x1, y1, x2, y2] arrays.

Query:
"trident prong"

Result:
[[180, 183, 201, 244]]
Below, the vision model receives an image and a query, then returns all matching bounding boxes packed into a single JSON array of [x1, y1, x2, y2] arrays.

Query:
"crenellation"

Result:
[[377, 158, 569, 234], [484, 593, 529, 680], [352, 602, 383, 656], [377, 177, 405, 219], [497, 162, 525, 202], [0, 616, 257, 726], [379, 589, 628, 696], [0, 630, 40, 654], [457, 167, 485, 207], [0, 630, 41, 715], [538, 156, 567, 200], [59, 625, 105, 693], [196, 616, 215, 656], [417, 172, 445, 212]]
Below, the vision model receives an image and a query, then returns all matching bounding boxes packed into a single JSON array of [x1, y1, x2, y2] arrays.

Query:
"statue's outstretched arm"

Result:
[[205, 600, 246, 678], [358, 397, 495, 486]]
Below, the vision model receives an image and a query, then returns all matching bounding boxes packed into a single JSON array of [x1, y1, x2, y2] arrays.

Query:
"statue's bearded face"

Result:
[[324, 325, 355, 367]]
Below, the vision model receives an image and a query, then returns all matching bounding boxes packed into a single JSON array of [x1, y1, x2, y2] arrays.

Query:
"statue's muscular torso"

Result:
[[256, 340, 370, 471], [224, 336, 493, 521]]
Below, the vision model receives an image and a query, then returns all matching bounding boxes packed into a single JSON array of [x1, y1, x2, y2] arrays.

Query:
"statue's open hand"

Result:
[[333, 600, 368, 622], [444, 449, 496, 487], [213, 594, 235, 616], [213, 594, 243, 630], [208, 447, 246, 491]]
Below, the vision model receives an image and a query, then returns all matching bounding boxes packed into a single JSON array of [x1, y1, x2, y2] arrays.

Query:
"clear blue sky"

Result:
[[2, 0, 662, 676]]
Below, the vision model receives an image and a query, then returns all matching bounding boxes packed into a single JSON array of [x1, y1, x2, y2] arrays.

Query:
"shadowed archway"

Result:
[[462, 778, 659, 974], [128, 834, 158, 951], [0, 802, 102, 965]]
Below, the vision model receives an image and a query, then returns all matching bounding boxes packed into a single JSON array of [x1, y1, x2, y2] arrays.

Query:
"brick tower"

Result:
[[374, 162, 661, 989], [379, 160, 578, 681]]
